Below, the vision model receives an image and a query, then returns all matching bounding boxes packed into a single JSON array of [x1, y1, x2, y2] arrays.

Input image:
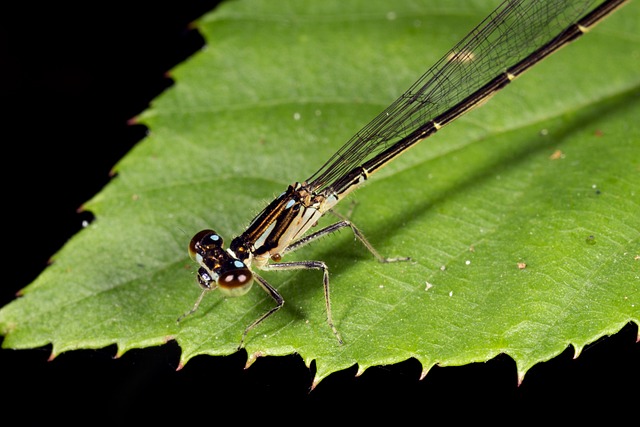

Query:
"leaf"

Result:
[[1, 0, 638, 387]]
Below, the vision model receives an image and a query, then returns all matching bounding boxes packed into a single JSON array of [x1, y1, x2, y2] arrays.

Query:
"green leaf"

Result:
[[1, 0, 638, 386]]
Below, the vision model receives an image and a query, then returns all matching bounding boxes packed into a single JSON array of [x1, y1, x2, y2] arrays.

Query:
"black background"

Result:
[[1, 1, 637, 421]]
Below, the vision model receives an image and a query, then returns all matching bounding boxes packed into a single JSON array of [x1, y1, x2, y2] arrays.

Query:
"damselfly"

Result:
[[180, 0, 628, 348]]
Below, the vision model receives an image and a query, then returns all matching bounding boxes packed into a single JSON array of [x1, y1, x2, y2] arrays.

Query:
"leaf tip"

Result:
[[177, 353, 191, 371], [516, 370, 526, 386], [245, 351, 265, 369], [419, 366, 432, 381], [573, 344, 584, 359]]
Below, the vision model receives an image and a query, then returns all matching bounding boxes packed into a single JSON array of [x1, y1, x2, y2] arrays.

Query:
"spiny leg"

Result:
[[176, 287, 211, 323], [283, 213, 410, 264], [261, 260, 343, 345], [238, 274, 284, 350]]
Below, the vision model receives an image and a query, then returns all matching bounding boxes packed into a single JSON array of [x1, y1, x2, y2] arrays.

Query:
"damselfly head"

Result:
[[189, 229, 254, 297]]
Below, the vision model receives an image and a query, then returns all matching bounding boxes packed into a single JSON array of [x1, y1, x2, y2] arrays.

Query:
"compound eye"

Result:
[[217, 260, 254, 297], [188, 229, 223, 261]]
